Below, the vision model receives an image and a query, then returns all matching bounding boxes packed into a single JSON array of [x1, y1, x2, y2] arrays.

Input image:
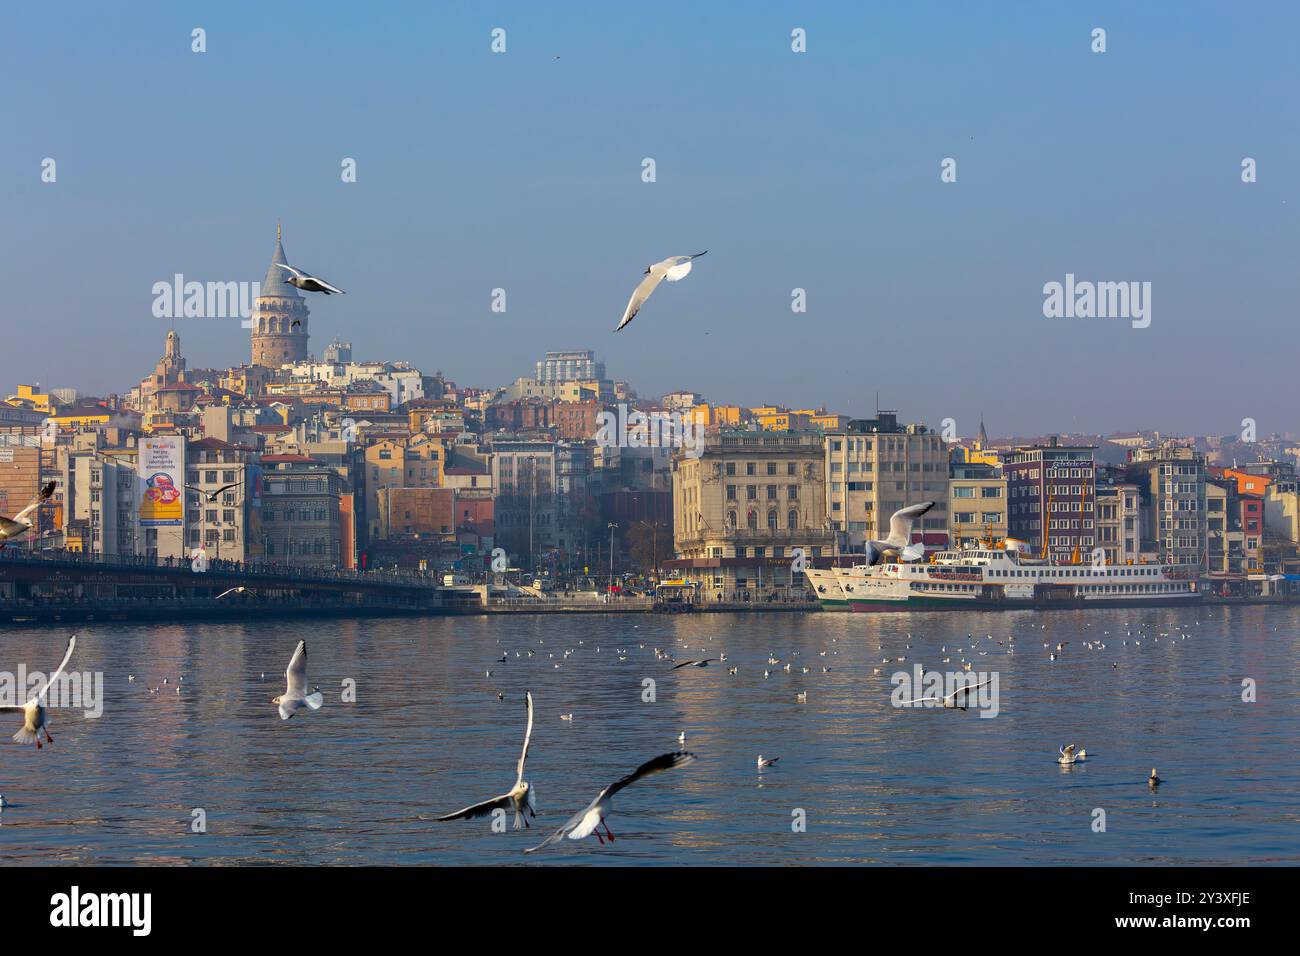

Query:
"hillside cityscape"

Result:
[[2, 227, 1297, 605]]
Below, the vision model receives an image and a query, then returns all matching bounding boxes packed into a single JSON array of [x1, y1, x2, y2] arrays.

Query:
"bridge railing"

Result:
[[0, 547, 437, 590]]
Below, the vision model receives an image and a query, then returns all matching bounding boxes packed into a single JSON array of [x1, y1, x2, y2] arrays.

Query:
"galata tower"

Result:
[[250, 223, 310, 367]]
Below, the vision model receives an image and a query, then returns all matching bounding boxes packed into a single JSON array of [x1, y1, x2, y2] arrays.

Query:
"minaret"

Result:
[[250, 222, 310, 367]]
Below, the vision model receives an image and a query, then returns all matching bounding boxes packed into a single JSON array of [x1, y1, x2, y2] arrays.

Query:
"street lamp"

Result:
[[607, 522, 618, 597]]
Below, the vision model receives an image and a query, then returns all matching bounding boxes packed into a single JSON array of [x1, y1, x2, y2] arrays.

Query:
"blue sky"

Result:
[[2, 1, 1296, 436]]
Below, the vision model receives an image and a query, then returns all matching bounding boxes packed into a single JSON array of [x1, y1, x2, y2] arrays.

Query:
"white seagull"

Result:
[[276, 262, 345, 295], [900, 677, 993, 711], [216, 586, 249, 600], [0, 481, 55, 548], [524, 751, 697, 852], [1058, 744, 1087, 765], [272, 640, 324, 720], [614, 252, 707, 331], [438, 691, 537, 829], [864, 501, 935, 566], [757, 755, 779, 770], [2, 635, 76, 749]]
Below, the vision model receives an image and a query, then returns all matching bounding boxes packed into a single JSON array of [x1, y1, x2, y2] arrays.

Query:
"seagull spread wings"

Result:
[[276, 262, 345, 295], [887, 500, 935, 546], [0, 635, 76, 713], [900, 676, 993, 708], [276, 640, 323, 720], [437, 691, 536, 825], [524, 751, 696, 853], [0, 481, 55, 536], [615, 252, 707, 331]]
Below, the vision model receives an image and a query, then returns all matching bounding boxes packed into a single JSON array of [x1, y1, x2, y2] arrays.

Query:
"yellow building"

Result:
[[5, 384, 64, 414], [364, 435, 443, 540]]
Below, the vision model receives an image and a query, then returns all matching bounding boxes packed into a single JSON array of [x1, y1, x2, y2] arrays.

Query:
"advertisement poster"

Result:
[[138, 436, 185, 527]]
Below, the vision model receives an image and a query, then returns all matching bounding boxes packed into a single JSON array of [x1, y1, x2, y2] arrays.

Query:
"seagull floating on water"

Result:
[[757, 755, 779, 770], [1058, 744, 1087, 766]]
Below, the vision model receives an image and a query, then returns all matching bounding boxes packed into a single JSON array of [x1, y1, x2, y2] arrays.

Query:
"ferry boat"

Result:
[[805, 545, 1201, 612]]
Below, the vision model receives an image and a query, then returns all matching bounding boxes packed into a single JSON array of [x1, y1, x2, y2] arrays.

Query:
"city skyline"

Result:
[[5, 2, 1298, 434]]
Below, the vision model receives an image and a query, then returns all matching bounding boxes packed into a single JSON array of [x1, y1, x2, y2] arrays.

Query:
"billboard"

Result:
[[138, 436, 185, 527]]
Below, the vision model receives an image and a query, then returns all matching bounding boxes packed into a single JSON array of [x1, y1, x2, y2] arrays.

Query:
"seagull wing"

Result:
[[213, 482, 242, 496], [664, 251, 707, 282], [284, 640, 309, 697], [600, 750, 697, 802], [944, 677, 993, 703], [275, 262, 305, 278], [515, 691, 534, 786], [28, 634, 76, 706], [436, 792, 513, 821], [615, 272, 666, 331], [886, 500, 935, 547], [524, 804, 590, 853], [0, 517, 27, 537], [312, 277, 346, 294], [12, 482, 55, 524], [671, 660, 697, 669]]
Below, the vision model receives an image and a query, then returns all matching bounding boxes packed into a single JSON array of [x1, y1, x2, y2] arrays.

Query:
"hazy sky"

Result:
[[3, 1, 1296, 437]]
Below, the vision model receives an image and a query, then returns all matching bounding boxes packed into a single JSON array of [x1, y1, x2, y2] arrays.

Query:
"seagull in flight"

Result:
[[438, 691, 537, 829], [1, 635, 75, 749], [0, 481, 54, 548], [899, 677, 994, 711], [272, 640, 324, 720], [185, 480, 242, 503], [215, 586, 249, 600], [524, 751, 696, 852], [276, 262, 345, 295], [615, 252, 707, 331], [864, 501, 935, 566], [672, 658, 716, 669]]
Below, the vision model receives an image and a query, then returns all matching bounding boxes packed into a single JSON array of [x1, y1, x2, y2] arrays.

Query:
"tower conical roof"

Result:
[[259, 226, 302, 300]]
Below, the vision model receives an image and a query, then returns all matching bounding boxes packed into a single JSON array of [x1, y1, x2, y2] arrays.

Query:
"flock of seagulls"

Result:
[[0, 608, 1196, 840]]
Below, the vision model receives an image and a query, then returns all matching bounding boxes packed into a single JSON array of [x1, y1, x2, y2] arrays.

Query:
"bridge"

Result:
[[0, 548, 476, 623]]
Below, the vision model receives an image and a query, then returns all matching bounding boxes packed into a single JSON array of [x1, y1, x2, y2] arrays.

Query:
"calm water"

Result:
[[1, 605, 1297, 865]]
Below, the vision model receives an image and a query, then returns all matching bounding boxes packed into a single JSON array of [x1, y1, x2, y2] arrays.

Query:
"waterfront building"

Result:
[[258, 455, 345, 566], [1005, 438, 1097, 562], [1095, 478, 1141, 567], [823, 411, 950, 554], [1125, 441, 1207, 571], [183, 437, 256, 562], [948, 461, 1007, 550], [667, 430, 832, 597]]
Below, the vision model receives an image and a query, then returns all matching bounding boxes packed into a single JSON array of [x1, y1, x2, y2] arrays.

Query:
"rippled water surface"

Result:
[[1, 605, 1296, 865]]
